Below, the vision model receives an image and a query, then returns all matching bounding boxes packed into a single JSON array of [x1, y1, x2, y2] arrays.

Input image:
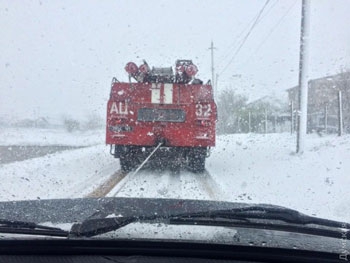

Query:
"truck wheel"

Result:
[[188, 148, 206, 173], [120, 154, 133, 172]]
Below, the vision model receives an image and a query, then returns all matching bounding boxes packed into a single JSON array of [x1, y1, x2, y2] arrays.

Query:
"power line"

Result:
[[219, 0, 271, 76], [258, 0, 279, 23], [217, 0, 277, 64], [249, 0, 298, 57], [217, 11, 261, 63], [219, 0, 271, 75], [218, 0, 279, 69]]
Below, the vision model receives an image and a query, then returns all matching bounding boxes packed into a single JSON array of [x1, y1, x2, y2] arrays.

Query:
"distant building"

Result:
[[287, 72, 350, 133], [246, 96, 290, 133]]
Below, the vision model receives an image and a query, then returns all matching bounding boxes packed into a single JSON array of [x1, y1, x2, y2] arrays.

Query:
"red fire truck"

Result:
[[106, 60, 217, 172]]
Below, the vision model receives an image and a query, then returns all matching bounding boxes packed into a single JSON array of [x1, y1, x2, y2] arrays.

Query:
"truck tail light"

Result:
[[110, 118, 123, 126], [195, 119, 211, 127]]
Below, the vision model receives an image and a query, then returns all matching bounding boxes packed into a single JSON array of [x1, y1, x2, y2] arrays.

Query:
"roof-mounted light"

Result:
[[125, 62, 139, 75], [139, 63, 150, 73], [185, 64, 198, 77]]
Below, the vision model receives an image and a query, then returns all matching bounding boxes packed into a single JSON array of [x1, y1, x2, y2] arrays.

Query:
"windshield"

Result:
[[0, 0, 349, 254]]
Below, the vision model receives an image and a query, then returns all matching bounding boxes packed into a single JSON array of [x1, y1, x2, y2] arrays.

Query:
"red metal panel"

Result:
[[178, 84, 193, 104], [106, 82, 216, 147]]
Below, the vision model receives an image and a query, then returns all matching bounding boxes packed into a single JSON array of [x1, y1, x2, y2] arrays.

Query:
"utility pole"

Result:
[[290, 100, 294, 134], [324, 104, 328, 134], [296, 0, 311, 154], [248, 111, 251, 133], [338, 90, 343, 136], [209, 41, 216, 96], [264, 108, 268, 134]]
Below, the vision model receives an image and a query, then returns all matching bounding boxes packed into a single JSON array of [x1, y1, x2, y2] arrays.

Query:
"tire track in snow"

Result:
[[106, 167, 226, 201], [109, 168, 172, 198], [86, 170, 128, 198], [195, 170, 226, 200]]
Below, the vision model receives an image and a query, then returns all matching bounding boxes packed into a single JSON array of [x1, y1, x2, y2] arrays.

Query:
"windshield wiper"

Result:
[[0, 219, 69, 237], [70, 205, 350, 239]]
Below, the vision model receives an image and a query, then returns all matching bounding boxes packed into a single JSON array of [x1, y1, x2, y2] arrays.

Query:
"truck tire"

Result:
[[120, 154, 133, 172], [188, 148, 206, 173]]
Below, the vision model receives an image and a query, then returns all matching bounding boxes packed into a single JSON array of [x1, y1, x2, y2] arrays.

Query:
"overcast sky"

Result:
[[1, 0, 349, 121]]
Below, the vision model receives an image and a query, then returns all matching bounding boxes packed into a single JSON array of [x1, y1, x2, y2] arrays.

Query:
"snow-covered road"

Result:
[[0, 128, 349, 222], [107, 168, 225, 201]]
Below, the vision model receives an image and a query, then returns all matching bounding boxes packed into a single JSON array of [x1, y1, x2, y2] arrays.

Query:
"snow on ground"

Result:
[[0, 127, 104, 146], [108, 168, 221, 201], [0, 127, 118, 201], [0, 127, 349, 222], [0, 145, 119, 201], [207, 133, 350, 222]]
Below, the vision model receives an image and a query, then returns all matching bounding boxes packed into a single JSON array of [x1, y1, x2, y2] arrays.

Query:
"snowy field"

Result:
[[0, 127, 349, 222], [207, 133, 350, 222], [0, 127, 104, 146]]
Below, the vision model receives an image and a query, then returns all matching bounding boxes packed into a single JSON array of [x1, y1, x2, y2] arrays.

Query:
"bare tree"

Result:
[[63, 117, 80, 132], [216, 90, 248, 134], [84, 113, 104, 130]]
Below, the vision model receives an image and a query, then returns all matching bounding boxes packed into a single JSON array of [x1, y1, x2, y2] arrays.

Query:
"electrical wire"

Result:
[[219, 0, 271, 76], [249, 0, 298, 57], [258, 0, 280, 24], [217, 0, 278, 65], [217, 11, 261, 63]]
